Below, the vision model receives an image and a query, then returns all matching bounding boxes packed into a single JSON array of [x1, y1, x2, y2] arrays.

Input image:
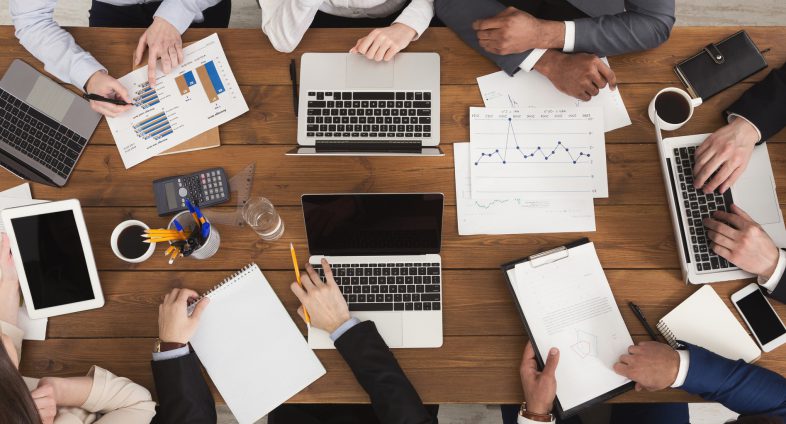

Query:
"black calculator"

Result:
[[153, 168, 230, 215]]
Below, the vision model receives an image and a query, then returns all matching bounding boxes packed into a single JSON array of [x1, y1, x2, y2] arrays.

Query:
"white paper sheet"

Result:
[[469, 107, 608, 198], [0, 184, 48, 340], [510, 243, 632, 411], [107, 33, 248, 168], [454, 143, 595, 234], [477, 58, 631, 132]]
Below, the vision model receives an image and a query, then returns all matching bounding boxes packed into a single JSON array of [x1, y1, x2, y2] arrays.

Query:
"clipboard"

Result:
[[500, 238, 634, 419]]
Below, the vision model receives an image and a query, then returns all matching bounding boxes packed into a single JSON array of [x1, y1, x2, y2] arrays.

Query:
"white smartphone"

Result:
[[731, 283, 786, 352]]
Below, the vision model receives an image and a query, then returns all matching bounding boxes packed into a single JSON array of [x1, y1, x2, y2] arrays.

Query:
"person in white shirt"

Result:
[[260, 0, 435, 62], [10, 0, 230, 117]]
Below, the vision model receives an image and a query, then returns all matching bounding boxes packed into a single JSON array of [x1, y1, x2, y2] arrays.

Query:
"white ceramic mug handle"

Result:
[[690, 97, 703, 108]]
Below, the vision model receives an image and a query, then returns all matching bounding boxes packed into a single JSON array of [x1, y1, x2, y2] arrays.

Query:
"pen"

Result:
[[289, 59, 298, 117], [289, 243, 311, 325], [173, 219, 187, 239], [628, 302, 659, 341], [185, 199, 199, 227], [201, 222, 211, 239], [192, 202, 206, 226], [82, 93, 131, 106]]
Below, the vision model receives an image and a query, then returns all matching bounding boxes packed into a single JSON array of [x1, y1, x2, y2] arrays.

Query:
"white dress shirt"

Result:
[[260, 0, 435, 53], [10, 0, 221, 90], [519, 20, 575, 72]]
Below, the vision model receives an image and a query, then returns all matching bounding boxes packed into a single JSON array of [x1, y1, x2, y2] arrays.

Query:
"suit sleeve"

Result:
[[572, 0, 675, 56], [334, 321, 434, 424], [435, 0, 534, 76], [150, 351, 217, 424], [680, 343, 786, 419], [726, 65, 786, 142]]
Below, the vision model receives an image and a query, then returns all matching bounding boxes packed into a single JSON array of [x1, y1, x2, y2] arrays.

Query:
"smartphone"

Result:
[[731, 283, 786, 352]]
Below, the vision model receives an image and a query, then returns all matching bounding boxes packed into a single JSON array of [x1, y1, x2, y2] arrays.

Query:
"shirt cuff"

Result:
[[727, 113, 763, 144], [671, 350, 691, 388], [152, 345, 190, 361], [154, 1, 199, 34], [71, 57, 106, 92], [758, 250, 786, 292], [563, 21, 575, 52], [518, 415, 556, 424], [329, 317, 361, 342], [393, 13, 431, 41], [519, 49, 548, 72]]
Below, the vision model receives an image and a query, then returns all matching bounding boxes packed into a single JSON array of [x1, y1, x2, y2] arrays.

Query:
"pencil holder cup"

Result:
[[168, 211, 221, 260]]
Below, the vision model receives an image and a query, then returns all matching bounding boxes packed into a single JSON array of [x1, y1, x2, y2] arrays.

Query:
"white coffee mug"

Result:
[[648, 87, 703, 131], [111, 220, 156, 263]]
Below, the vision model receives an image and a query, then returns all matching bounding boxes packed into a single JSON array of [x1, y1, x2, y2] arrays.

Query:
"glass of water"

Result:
[[242, 197, 285, 241]]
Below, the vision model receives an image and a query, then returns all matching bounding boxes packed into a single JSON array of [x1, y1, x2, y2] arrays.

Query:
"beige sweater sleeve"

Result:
[[79, 366, 156, 424]]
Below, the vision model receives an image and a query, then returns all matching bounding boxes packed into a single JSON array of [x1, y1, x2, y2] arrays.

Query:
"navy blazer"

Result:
[[681, 343, 786, 419]]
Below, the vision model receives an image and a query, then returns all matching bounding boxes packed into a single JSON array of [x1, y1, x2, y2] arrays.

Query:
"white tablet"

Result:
[[2, 199, 104, 319]]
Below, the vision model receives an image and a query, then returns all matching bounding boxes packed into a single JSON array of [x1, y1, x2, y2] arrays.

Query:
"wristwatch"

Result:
[[519, 402, 554, 422], [153, 338, 187, 353]]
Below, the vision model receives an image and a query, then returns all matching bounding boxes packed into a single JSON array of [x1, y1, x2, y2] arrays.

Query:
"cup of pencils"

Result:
[[145, 200, 220, 264]]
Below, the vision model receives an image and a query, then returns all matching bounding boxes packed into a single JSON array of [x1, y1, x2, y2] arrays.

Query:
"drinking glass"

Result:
[[242, 197, 285, 241]]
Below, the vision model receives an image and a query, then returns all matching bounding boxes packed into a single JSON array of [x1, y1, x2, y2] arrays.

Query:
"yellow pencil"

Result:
[[168, 246, 180, 265], [289, 243, 310, 325], [164, 245, 174, 256]]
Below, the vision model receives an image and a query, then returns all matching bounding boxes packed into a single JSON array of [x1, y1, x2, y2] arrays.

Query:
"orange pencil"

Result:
[[290, 243, 311, 325]]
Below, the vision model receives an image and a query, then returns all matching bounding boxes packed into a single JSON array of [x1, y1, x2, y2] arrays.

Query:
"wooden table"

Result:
[[3, 26, 786, 405]]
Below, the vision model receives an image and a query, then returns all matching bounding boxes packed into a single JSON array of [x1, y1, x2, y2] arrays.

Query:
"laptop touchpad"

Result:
[[732, 146, 780, 225], [27, 76, 73, 122], [352, 311, 403, 346], [346, 54, 394, 88]]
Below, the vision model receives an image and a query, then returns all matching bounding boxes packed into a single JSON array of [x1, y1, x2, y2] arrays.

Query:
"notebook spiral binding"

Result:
[[189, 263, 258, 308], [656, 321, 679, 349]]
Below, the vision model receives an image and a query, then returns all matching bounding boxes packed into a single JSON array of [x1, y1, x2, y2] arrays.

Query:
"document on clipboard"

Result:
[[501, 239, 634, 418]]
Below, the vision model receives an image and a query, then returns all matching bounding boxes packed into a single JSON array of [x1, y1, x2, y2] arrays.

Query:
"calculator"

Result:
[[153, 168, 230, 215]]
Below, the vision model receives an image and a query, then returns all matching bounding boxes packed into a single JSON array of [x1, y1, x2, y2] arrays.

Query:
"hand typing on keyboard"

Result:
[[350, 23, 418, 62], [704, 204, 780, 279], [693, 117, 760, 194], [290, 259, 351, 333]]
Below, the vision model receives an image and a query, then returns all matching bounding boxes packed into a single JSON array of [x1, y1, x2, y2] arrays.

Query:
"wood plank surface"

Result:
[[1, 25, 786, 406]]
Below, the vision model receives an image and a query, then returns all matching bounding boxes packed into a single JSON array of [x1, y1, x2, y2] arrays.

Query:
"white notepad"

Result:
[[189, 264, 326, 424], [657, 285, 761, 363]]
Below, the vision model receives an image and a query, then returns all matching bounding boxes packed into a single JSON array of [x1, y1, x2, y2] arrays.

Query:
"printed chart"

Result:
[[469, 107, 607, 198], [108, 33, 248, 168]]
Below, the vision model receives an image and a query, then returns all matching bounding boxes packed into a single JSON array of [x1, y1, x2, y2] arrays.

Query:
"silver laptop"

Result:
[[289, 53, 442, 156], [658, 133, 786, 284], [303, 193, 443, 348], [0, 60, 101, 187]]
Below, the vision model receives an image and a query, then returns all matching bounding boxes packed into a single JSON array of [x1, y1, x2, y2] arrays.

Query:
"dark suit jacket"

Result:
[[726, 64, 786, 143], [150, 351, 217, 424], [681, 343, 786, 419], [269, 321, 436, 424]]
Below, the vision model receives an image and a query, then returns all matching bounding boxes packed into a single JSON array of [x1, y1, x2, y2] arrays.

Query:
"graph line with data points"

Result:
[[474, 118, 592, 165]]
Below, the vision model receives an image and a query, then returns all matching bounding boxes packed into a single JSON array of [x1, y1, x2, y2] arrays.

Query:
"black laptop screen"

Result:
[[302, 194, 443, 256]]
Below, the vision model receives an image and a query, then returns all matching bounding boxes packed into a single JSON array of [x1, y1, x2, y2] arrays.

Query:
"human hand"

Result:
[[290, 259, 351, 333], [158, 288, 210, 344], [534, 50, 617, 101], [613, 341, 679, 391], [473, 7, 564, 55], [520, 342, 559, 415], [84, 71, 132, 117], [704, 204, 780, 279], [1, 334, 18, 368], [693, 118, 760, 194], [350, 23, 417, 62], [134, 17, 183, 85], [31, 383, 57, 424]]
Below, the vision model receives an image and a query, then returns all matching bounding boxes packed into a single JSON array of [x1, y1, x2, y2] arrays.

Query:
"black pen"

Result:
[[82, 93, 131, 106], [289, 58, 298, 117], [628, 302, 659, 341]]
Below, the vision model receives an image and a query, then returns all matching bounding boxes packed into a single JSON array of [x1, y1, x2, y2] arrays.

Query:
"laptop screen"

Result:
[[302, 193, 443, 256]]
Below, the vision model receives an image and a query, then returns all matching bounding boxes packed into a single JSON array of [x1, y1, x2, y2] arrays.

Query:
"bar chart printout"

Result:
[[469, 107, 607, 199], [107, 33, 249, 168]]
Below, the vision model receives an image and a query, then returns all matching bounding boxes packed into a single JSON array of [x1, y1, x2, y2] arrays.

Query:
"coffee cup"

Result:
[[111, 220, 155, 263], [648, 87, 703, 131]]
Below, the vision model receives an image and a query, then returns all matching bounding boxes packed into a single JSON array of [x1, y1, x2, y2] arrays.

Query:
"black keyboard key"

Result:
[[414, 302, 423, 311], [425, 285, 440, 293], [394, 303, 405, 311], [405, 303, 413, 311], [353, 92, 395, 100], [421, 293, 440, 302], [432, 302, 440, 310], [350, 303, 393, 311]]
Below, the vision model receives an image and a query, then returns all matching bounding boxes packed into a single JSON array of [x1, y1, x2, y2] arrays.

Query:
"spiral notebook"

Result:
[[657, 285, 760, 363], [188, 264, 326, 424]]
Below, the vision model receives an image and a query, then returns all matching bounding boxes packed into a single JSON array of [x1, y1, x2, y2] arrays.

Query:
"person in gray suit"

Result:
[[436, 0, 675, 101]]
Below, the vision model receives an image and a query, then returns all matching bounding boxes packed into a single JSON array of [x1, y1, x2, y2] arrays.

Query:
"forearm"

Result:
[[261, 0, 322, 53], [154, 0, 223, 34], [393, 0, 435, 40], [0, 281, 20, 325], [46, 376, 93, 407]]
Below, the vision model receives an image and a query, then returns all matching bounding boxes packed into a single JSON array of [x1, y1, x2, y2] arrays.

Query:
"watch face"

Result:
[[154, 339, 161, 353]]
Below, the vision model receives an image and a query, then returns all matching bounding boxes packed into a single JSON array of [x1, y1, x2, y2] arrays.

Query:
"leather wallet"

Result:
[[674, 30, 768, 100]]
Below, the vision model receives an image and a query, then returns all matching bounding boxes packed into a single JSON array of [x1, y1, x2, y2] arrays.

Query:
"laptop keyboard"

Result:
[[305, 91, 432, 139], [673, 146, 736, 272], [0, 88, 85, 178], [312, 261, 442, 312]]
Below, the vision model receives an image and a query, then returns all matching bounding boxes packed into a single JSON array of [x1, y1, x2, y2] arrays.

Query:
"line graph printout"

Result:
[[469, 107, 607, 198], [454, 143, 595, 235], [107, 33, 248, 168]]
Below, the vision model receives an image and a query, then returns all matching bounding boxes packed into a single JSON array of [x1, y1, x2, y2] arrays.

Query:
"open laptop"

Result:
[[0, 60, 101, 187], [303, 193, 444, 348], [658, 133, 786, 284], [289, 53, 442, 156]]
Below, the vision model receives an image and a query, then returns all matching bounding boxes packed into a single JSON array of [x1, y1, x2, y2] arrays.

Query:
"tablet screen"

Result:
[[11, 210, 94, 309]]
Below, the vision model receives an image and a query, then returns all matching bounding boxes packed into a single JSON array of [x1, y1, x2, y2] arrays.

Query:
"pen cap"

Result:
[[168, 211, 220, 260]]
